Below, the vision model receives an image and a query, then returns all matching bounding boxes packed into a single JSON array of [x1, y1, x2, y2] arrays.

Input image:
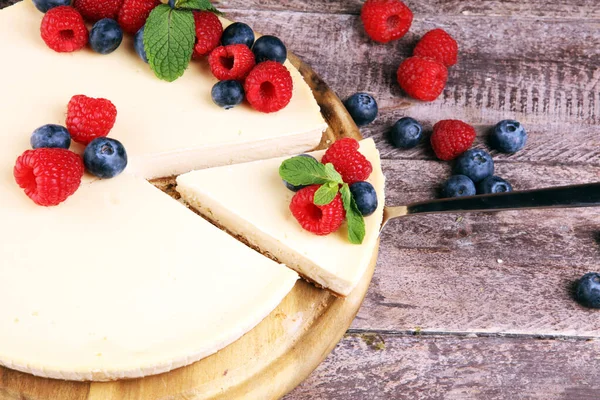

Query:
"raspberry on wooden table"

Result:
[[40, 6, 88, 53], [118, 0, 161, 34], [72, 0, 123, 22], [414, 28, 459, 67], [193, 11, 223, 58], [66, 95, 118, 145], [321, 138, 373, 185], [14, 148, 84, 207], [290, 185, 346, 236], [360, 0, 413, 43], [208, 44, 256, 81], [430, 119, 476, 161], [396, 56, 448, 102], [244, 61, 293, 113]]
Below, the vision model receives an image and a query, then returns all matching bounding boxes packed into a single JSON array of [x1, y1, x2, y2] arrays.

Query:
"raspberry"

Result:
[[290, 185, 345, 236], [193, 11, 223, 59], [430, 120, 476, 161], [244, 61, 293, 113], [414, 29, 458, 67], [321, 138, 373, 185], [360, 0, 413, 43], [208, 45, 256, 81], [117, 0, 160, 34], [66, 95, 118, 145], [72, 0, 123, 22], [40, 6, 88, 53], [14, 149, 84, 207], [397, 56, 448, 102]]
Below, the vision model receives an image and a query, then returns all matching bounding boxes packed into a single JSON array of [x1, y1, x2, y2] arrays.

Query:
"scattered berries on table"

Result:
[[14, 148, 84, 206], [89, 18, 123, 55], [244, 61, 293, 113], [30, 124, 71, 150], [66, 95, 118, 145], [290, 185, 346, 236], [84, 137, 128, 178], [134, 26, 148, 63], [118, 0, 160, 34], [252, 35, 287, 64], [283, 154, 317, 192], [349, 181, 379, 216], [40, 6, 88, 53], [477, 176, 513, 195], [442, 175, 476, 198], [221, 22, 255, 48], [211, 80, 245, 110], [397, 56, 448, 102], [33, 0, 71, 13], [576, 272, 600, 309], [454, 149, 494, 183], [430, 119, 476, 161], [360, 0, 413, 43], [322, 138, 373, 185], [491, 119, 528, 153], [390, 117, 423, 149], [208, 44, 256, 81], [72, 0, 123, 22], [193, 11, 223, 58], [414, 29, 458, 67], [344, 93, 378, 127]]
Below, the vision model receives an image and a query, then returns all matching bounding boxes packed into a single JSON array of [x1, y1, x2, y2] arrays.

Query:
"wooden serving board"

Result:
[[0, 54, 378, 400]]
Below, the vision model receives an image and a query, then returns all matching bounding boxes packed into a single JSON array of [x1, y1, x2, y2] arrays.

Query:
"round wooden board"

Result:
[[0, 54, 378, 400]]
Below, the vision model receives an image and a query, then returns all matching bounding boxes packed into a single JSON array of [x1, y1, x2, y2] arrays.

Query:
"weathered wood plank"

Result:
[[285, 334, 600, 400]]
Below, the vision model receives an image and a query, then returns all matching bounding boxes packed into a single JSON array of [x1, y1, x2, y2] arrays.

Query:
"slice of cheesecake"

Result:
[[177, 138, 385, 296]]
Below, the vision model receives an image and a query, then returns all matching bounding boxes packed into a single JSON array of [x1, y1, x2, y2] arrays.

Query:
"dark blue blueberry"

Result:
[[344, 93, 378, 127], [454, 149, 494, 183], [284, 154, 316, 192], [390, 117, 423, 149], [168, 0, 176, 8], [30, 124, 71, 149], [576, 272, 600, 309], [349, 181, 378, 216], [221, 22, 255, 48], [442, 175, 476, 198], [211, 80, 245, 110], [477, 176, 513, 195], [89, 19, 123, 55], [491, 119, 527, 153], [32, 0, 70, 13], [134, 26, 148, 63], [84, 138, 128, 179], [252, 35, 287, 64]]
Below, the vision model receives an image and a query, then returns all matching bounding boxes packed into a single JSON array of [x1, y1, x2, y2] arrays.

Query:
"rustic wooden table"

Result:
[[3, 0, 599, 398]]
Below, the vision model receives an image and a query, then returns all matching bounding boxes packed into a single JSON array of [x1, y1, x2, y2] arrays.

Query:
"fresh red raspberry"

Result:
[[414, 29, 458, 67], [321, 138, 373, 185], [66, 95, 118, 145], [430, 120, 476, 161], [14, 149, 84, 207], [290, 185, 345, 236], [40, 6, 88, 53], [244, 61, 293, 113], [397, 56, 448, 102], [72, 0, 123, 22], [118, 0, 161, 34], [360, 0, 413, 43], [208, 44, 256, 81], [193, 11, 223, 59]]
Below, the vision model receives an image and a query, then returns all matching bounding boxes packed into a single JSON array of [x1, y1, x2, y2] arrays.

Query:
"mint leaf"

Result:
[[341, 184, 366, 245], [176, 0, 223, 14], [280, 156, 342, 187], [324, 163, 343, 184], [314, 182, 340, 206], [144, 5, 195, 82]]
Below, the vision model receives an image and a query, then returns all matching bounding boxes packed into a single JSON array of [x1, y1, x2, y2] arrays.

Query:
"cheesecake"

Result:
[[176, 138, 385, 296]]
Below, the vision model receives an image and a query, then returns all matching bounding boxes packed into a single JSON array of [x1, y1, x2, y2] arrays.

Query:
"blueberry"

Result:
[[350, 182, 378, 216], [477, 176, 513, 195], [89, 19, 123, 55], [168, 0, 175, 8], [84, 138, 128, 179], [390, 117, 423, 149], [344, 93, 378, 127], [442, 175, 476, 198], [491, 120, 527, 153], [30, 124, 71, 150], [211, 80, 245, 110], [576, 272, 600, 309], [32, 0, 70, 13], [134, 26, 148, 63], [454, 149, 494, 183], [222, 22, 255, 48], [284, 154, 316, 192], [252, 36, 287, 64]]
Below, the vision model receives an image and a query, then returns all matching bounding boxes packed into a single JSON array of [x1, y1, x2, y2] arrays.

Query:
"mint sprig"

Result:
[[314, 182, 340, 206], [341, 184, 366, 245]]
